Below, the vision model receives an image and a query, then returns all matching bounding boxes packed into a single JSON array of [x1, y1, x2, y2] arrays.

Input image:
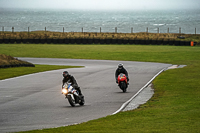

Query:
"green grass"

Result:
[[0, 65, 81, 80], [0, 44, 199, 64], [0, 44, 199, 133]]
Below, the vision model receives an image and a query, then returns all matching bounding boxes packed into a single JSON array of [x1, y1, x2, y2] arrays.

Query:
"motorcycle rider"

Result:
[[62, 71, 83, 96], [115, 63, 129, 83]]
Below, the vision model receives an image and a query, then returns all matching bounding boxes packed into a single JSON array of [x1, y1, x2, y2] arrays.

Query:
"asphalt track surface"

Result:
[[0, 58, 171, 132]]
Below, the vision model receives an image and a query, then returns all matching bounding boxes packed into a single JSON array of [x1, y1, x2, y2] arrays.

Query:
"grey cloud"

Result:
[[0, 0, 199, 10]]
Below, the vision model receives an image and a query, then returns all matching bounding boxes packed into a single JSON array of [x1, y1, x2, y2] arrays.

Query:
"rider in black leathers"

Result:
[[62, 71, 83, 96], [115, 63, 129, 83]]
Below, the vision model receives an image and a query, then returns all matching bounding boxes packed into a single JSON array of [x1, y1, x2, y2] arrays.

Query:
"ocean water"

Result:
[[0, 8, 200, 34]]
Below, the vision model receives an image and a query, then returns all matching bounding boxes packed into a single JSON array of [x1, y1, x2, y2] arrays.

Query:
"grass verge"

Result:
[[0, 44, 199, 65], [0, 64, 81, 80], [0, 44, 199, 132]]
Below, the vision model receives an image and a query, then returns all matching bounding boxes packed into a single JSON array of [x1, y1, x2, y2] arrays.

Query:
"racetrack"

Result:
[[0, 58, 171, 132]]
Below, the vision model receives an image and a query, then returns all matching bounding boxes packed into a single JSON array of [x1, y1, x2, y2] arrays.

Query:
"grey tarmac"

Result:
[[0, 58, 172, 132]]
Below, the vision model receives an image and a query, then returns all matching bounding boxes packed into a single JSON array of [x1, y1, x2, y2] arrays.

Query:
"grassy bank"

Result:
[[0, 44, 199, 132], [0, 54, 79, 80], [1, 31, 200, 43], [0, 64, 80, 80], [0, 54, 35, 67]]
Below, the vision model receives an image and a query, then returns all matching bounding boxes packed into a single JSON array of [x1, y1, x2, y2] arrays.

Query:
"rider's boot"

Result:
[[76, 87, 83, 96]]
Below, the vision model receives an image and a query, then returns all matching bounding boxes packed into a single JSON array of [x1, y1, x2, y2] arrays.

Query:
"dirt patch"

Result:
[[0, 54, 35, 68]]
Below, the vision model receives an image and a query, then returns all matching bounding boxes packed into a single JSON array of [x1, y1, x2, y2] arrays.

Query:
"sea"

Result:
[[0, 8, 200, 34]]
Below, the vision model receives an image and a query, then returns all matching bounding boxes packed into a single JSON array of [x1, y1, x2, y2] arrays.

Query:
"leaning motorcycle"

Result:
[[62, 83, 85, 107], [117, 73, 128, 92]]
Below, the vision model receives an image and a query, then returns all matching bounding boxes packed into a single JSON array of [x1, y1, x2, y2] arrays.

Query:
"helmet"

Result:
[[63, 71, 69, 78], [118, 63, 123, 69]]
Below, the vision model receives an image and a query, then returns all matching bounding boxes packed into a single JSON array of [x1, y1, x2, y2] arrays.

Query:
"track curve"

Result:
[[0, 58, 171, 132]]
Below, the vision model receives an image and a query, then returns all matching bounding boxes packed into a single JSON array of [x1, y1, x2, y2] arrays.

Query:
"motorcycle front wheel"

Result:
[[67, 95, 76, 107], [120, 82, 127, 93]]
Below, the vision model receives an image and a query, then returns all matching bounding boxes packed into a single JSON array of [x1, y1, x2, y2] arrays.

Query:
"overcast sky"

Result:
[[0, 0, 199, 10]]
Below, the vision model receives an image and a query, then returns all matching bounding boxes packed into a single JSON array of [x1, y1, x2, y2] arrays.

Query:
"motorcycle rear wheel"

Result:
[[79, 99, 85, 106], [79, 97, 85, 106]]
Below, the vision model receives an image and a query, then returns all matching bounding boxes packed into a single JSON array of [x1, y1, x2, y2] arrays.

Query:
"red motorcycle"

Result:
[[117, 73, 128, 92]]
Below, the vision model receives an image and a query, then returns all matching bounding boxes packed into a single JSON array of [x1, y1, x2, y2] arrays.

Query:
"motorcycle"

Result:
[[62, 83, 85, 107], [117, 73, 128, 92]]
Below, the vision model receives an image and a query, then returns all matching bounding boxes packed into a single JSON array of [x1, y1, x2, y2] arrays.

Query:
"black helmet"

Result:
[[118, 63, 123, 69], [63, 71, 69, 78]]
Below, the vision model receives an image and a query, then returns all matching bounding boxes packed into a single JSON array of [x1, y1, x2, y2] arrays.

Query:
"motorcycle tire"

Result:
[[123, 88, 127, 93], [79, 96, 85, 106], [120, 82, 127, 93], [68, 95, 76, 107]]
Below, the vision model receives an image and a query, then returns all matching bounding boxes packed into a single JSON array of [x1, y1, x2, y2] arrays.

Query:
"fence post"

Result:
[[12, 27, 14, 33], [179, 27, 181, 34], [100, 27, 101, 33], [157, 27, 159, 33], [195, 28, 196, 35], [115, 27, 117, 33], [2, 27, 4, 32], [146, 27, 148, 33], [45, 27, 46, 32], [82, 27, 83, 33], [168, 27, 169, 33], [131, 27, 133, 33], [28, 27, 29, 36], [63, 27, 64, 33]]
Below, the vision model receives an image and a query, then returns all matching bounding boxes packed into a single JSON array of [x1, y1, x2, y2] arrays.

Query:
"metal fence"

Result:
[[1, 26, 199, 34]]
